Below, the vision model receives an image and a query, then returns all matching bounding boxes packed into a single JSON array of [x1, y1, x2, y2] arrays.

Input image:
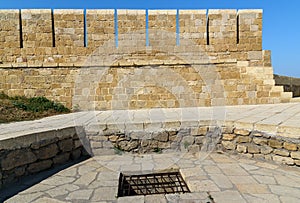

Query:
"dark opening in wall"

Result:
[[84, 9, 87, 47], [237, 14, 240, 44], [117, 171, 190, 197], [176, 9, 179, 46], [51, 9, 55, 47], [206, 15, 210, 45], [114, 9, 118, 47], [19, 9, 23, 48], [146, 9, 149, 46]]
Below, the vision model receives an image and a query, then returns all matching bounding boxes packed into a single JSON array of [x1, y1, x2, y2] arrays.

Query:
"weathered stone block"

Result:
[[234, 129, 250, 136], [274, 149, 289, 157], [283, 142, 297, 151], [153, 131, 169, 142], [71, 148, 82, 160], [27, 160, 53, 173], [237, 144, 247, 153], [247, 144, 260, 154], [253, 137, 268, 146], [236, 136, 251, 143], [58, 138, 73, 152], [182, 136, 195, 146], [222, 134, 236, 141], [1, 149, 37, 171], [222, 141, 236, 150], [34, 143, 59, 160], [117, 140, 139, 151], [291, 152, 300, 160], [268, 140, 283, 149], [53, 153, 70, 165], [260, 146, 273, 155]]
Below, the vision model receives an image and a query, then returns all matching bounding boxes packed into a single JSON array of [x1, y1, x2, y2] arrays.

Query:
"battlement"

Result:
[[0, 9, 291, 111], [0, 9, 263, 65]]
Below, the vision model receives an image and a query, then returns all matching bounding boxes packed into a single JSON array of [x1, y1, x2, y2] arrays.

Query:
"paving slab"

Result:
[[4, 152, 300, 202]]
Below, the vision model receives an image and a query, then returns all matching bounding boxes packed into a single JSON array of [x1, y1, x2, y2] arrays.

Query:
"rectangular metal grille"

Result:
[[117, 171, 190, 197]]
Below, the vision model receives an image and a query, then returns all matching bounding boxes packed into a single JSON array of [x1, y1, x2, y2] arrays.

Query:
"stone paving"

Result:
[[1, 102, 300, 202], [5, 151, 300, 203]]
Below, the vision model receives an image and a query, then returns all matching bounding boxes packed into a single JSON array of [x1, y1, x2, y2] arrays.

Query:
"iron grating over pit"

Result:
[[117, 171, 190, 197]]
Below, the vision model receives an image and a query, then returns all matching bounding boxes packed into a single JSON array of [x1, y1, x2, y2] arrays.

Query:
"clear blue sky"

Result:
[[1, 0, 299, 77]]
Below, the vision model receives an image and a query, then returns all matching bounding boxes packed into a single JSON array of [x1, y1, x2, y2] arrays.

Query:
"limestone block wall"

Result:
[[148, 10, 177, 47], [0, 9, 294, 110], [86, 9, 115, 48]]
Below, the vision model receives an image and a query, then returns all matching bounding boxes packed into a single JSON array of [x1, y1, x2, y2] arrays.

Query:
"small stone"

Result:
[[248, 145, 260, 154], [14, 166, 26, 177], [27, 160, 53, 173], [272, 155, 294, 165], [73, 139, 82, 149], [260, 146, 273, 154], [34, 143, 59, 160], [222, 134, 236, 141], [283, 142, 297, 151], [108, 135, 119, 142], [222, 141, 236, 150], [237, 136, 251, 143], [157, 142, 170, 149], [182, 136, 195, 147], [31, 137, 58, 149], [234, 129, 250, 136], [252, 132, 263, 137], [197, 126, 208, 135], [290, 152, 300, 160], [53, 153, 70, 165], [237, 144, 247, 153], [1, 149, 37, 171], [117, 140, 139, 151], [222, 126, 234, 134], [153, 131, 169, 142], [71, 148, 82, 160], [269, 140, 283, 149], [58, 139, 73, 152], [253, 137, 268, 145], [274, 149, 289, 157]]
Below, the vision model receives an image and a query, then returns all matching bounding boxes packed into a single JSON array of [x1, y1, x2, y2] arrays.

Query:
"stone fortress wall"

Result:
[[0, 9, 295, 110]]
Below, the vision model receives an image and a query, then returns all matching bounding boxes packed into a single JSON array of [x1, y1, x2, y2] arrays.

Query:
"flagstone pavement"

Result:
[[5, 151, 300, 203]]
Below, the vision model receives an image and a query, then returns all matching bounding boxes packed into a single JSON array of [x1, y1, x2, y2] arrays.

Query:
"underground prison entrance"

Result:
[[117, 171, 190, 197]]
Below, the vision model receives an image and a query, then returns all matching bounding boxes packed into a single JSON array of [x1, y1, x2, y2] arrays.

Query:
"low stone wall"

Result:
[[2, 121, 300, 189], [274, 74, 300, 97], [86, 125, 300, 167], [0, 127, 88, 189]]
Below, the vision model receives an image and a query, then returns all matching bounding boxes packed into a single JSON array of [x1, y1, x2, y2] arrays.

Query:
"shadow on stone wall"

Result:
[[274, 74, 300, 97]]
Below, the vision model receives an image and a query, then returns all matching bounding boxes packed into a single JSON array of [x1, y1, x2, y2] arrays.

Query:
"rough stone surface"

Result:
[[1, 149, 37, 171], [27, 160, 53, 173], [34, 144, 59, 160], [234, 129, 250, 136], [58, 139, 73, 152], [291, 152, 300, 160], [269, 140, 283, 149]]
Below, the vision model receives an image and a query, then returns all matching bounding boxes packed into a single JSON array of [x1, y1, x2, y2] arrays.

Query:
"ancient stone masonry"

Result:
[[0, 9, 294, 110]]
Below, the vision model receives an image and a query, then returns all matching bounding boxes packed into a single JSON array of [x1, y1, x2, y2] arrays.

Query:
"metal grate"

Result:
[[117, 171, 190, 197]]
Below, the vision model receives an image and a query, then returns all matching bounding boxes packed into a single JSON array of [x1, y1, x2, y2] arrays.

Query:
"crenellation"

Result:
[[86, 9, 115, 48], [0, 9, 294, 110], [148, 10, 177, 47], [54, 9, 84, 47]]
